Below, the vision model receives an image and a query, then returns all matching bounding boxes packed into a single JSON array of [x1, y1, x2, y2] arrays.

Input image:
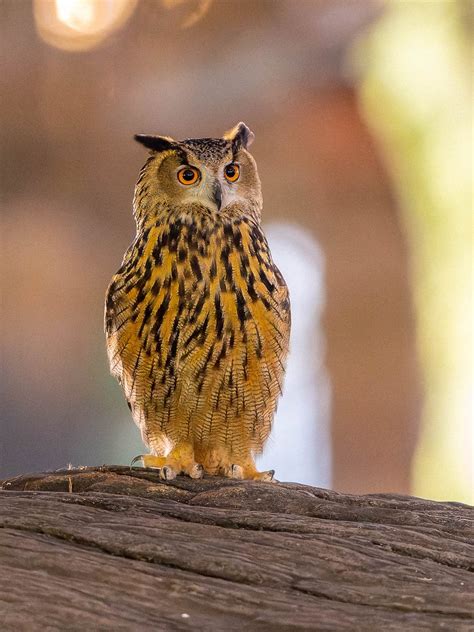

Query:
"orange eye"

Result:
[[224, 163, 240, 182], [177, 166, 200, 185]]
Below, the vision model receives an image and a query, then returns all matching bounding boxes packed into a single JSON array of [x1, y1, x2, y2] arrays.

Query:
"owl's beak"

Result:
[[212, 180, 222, 211]]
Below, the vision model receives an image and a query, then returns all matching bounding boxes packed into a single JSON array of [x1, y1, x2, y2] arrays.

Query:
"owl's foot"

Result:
[[194, 446, 276, 482], [131, 454, 177, 480], [221, 464, 244, 479], [251, 469, 276, 482], [221, 463, 276, 482], [131, 444, 204, 481], [168, 443, 204, 479]]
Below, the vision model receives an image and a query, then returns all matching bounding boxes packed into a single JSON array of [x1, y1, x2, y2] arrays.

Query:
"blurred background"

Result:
[[1, 0, 472, 502]]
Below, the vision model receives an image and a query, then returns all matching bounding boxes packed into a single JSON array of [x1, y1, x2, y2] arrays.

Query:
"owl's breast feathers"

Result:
[[105, 208, 290, 451]]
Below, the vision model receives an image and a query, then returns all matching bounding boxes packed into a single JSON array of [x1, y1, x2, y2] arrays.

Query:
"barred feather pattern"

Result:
[[105, 204, 290, 460]]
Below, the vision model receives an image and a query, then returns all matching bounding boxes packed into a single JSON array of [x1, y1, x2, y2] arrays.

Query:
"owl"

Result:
[[105, 123, 290, 481]]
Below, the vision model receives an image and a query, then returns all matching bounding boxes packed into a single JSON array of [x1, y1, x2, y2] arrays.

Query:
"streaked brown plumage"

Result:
[[105, 123, 290, 480]]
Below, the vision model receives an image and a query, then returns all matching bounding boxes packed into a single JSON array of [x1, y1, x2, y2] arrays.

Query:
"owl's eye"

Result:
[[224, 163, 240, 183], [177, 166, 200, 185]]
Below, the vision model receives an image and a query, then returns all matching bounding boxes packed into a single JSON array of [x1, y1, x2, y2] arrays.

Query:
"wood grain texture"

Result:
[[0, 466, 472, 631]]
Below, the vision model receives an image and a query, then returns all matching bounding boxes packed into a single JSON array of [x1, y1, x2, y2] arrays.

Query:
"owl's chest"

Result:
[[142, 230, 258, 337], [106, 216, 290, 405], [109, 215, 286, 357]]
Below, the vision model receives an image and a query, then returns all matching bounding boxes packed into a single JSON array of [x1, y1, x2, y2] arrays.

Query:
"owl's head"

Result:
[[133, 123, 261, 225]]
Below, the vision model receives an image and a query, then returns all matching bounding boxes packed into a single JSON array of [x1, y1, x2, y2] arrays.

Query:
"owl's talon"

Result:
[[231, 464, 244, 479], [134, 454, 169, 470], [221, 464, 244, 479], [254, 469, 275, 482], [159, 466, 177, 481], [130, 455, 144, 469], [189, 463, 204, 479]]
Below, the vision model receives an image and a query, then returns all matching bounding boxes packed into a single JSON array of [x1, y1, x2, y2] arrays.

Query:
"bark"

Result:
[[0, 466, 472, 631]]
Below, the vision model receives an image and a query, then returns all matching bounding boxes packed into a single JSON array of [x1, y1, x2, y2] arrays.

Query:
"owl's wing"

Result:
[[104, 229, 173, 429]]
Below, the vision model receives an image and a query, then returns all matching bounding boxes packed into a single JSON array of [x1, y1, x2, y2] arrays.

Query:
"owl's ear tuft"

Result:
[[223, 122, 255, 151], [134, 134, 176, 153]]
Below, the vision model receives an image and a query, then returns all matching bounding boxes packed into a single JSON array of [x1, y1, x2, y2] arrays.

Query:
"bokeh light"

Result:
[[356, 0, 473, 503], [34, 0, 138, 52]]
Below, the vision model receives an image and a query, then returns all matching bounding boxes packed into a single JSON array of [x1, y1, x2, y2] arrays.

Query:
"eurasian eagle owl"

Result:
[[105, 123, 290, 481]]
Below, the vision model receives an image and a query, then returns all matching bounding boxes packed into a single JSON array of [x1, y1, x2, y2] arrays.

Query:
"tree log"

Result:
[[0, 466, 472, 631]]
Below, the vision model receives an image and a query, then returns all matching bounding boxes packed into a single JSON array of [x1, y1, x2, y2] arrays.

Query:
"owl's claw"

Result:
[[130, 454, 170, 475], [231, 464, 244, 479], [130, 454, 145, 469], [131, 453, 201, 481], [220, 464, 244, 479], [221, 463, 275, 482], [130, 454, 167, 469], [257, 469, 276, 482], [159, 466, 177, 481], [189, 463, 204, 479]]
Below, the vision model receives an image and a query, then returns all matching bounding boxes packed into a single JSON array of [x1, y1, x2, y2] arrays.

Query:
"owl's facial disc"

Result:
[[138, 139, 261, 217]]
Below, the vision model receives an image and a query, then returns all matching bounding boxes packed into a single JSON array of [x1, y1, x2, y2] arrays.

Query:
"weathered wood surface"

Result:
[[0, 466, 472, 631]]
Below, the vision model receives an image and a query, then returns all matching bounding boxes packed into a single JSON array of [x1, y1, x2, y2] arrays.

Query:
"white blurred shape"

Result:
[[55, 0, 96, 32], [257, 223, 331, 487], [34, 0, 137, 51]]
